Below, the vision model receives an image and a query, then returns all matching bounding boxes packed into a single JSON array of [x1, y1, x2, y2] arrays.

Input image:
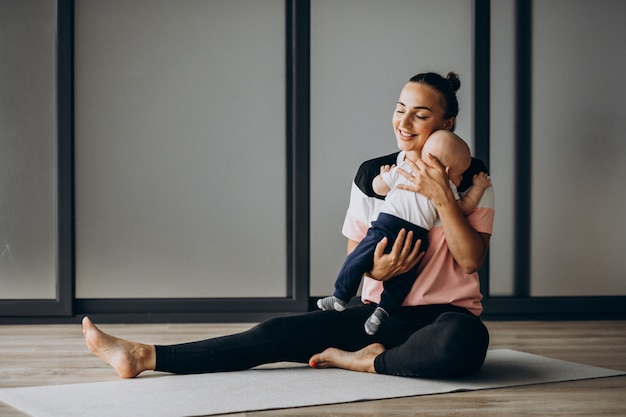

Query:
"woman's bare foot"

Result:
[[308, 343, 386, 373], [82, 316, 156, 378]]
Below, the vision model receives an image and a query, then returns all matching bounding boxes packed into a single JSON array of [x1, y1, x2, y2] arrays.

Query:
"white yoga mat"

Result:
[[0, 349, 623, 417]]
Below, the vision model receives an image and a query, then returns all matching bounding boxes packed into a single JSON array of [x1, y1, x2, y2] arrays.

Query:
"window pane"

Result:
[[75, 0, 286, 298], [489, 0, 516, 296], [309, 0, 474, 296], [0, 0, 58, 299], [530, 0, 626, 296]]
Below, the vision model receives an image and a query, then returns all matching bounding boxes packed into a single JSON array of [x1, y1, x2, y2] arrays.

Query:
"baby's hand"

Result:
[[473, 172, 492, 189], [379, 164, 396, 174]]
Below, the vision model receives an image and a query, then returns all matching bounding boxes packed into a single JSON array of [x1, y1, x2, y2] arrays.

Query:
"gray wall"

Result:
[[74, 0, 287, 298], [2, 0, 625, 302], [489, 0, 626, 296], [309, 0, 473, 295], [0, 0, 57, 299], [529, 0, 626, 296]]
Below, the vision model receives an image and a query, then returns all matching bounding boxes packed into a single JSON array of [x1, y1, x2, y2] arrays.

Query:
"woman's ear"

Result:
[[444, 117, 456, 131]]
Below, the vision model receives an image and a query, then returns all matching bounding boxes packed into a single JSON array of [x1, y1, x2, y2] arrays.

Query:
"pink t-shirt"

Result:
[[341, 156, 494, 316]]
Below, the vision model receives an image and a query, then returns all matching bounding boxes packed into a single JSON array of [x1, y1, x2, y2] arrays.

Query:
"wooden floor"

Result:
[[1, 320, 625, 416]]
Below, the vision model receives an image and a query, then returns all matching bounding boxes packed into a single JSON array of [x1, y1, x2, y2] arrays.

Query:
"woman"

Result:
[[83, 71, 494, 378]]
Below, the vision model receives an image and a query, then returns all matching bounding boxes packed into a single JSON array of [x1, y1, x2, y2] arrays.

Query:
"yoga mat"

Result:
[[0, 349, 623, 417]]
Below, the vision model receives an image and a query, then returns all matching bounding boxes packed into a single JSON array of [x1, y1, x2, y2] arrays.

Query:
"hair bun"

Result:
[[446, 72, 461, 92]]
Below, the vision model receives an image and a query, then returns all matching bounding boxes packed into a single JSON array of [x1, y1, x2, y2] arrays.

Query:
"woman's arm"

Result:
[[397, 154, 490, 273]]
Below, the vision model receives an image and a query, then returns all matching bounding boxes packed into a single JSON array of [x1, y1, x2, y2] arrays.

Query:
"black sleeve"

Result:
[[458, 158, 489, 193], [353, 152, 400, 199], [354, 153, 488, 196]]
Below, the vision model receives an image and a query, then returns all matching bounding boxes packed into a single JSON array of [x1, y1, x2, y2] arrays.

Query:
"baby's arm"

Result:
[[372, 164, 395, 196], [457, 172, 492, 215]]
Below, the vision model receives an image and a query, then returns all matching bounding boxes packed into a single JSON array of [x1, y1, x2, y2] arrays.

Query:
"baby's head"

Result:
[[421, 130, 471, 187]]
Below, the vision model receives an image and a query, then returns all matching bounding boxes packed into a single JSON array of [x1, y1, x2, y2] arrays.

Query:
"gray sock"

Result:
[[364, 307, 389, 335], [316, 296, 347, 312]]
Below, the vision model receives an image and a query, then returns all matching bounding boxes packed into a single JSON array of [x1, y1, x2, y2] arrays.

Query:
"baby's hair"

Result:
[[423, 130, 471, 175]]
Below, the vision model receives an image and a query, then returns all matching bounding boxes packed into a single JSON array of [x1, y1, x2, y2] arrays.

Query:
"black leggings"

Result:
[[155, 303, 489, 378]]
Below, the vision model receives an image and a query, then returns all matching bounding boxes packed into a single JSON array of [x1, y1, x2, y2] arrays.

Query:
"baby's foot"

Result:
[[364, 307, 389, 335], [317, 296, 347, 312]]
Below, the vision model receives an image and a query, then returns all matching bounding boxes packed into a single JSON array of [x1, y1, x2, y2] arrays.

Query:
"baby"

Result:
[[317, 130, 491, 335]]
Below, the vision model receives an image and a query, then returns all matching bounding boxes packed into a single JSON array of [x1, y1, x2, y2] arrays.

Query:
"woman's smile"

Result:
[[397, 129, 417, 139]]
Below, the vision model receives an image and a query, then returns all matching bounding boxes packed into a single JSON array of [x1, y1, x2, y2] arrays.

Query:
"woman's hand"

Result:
[[367, 229, 425, 282], [396, 153, 455, 207]]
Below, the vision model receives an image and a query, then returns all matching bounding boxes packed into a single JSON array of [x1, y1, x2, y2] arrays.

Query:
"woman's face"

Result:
[[392, 82, 452, 155]]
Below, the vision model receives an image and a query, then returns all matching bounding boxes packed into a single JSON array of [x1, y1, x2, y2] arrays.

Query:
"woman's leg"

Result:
[[84, 305, 487, 378], [154, 305, 378, 374], [311, 309, 489, 378], [84, 304, 381, 377], [373, 311, 490, 377]]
